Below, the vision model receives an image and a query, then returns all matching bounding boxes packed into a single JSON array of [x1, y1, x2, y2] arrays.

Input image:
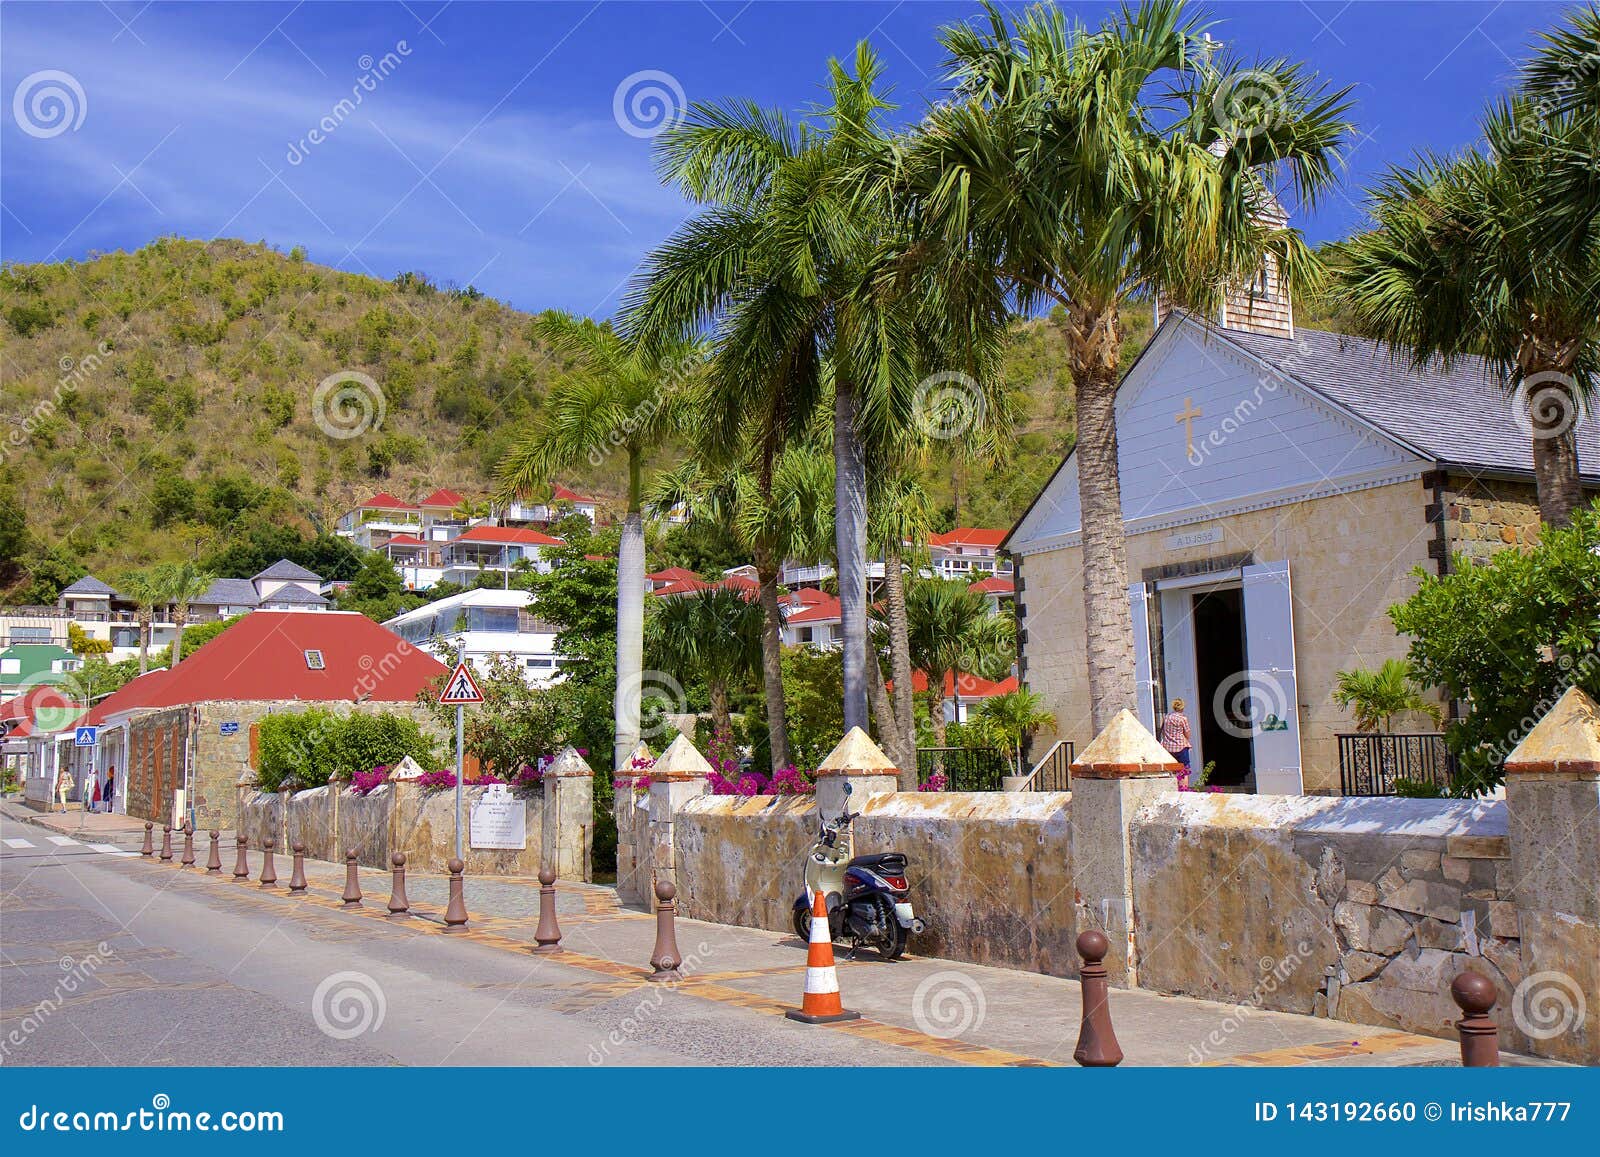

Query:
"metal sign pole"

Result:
[[454, 704, 464, 861]]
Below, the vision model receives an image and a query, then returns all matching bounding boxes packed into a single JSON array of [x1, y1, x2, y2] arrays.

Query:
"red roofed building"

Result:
[[646, 566, 700, 592], [781, 591, 842, 648], [894, 669, 1020, 725], [417, 487, 466, 513], [928, 528, 1012, 582], [504, 483, 599, 527], [441, 525, 565, 585], [336, 492, 423, 550], [55, 611, 449, 830]]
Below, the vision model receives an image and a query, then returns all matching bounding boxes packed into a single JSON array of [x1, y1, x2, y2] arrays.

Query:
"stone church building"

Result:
[[1005, 269, 1599, 795]]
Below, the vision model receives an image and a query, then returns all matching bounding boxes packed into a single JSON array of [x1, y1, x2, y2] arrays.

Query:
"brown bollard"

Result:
[[180, 823, 196, 868], [1451, 970, 1501, 1067], [288, 842, 308, 894], [341, 851, 363, 907], [1073, 929, 1124, 1067], [533, 867, 562, 953], [648, 879, 683, 981], [206, 830, 222, 873], [443, 858, 468, 932], [141, 822, 154, 857], [159, 825, 173, 862], [259, 838, 278, 888], [386, 852, 410, 917], [233, 832, 249, 879]]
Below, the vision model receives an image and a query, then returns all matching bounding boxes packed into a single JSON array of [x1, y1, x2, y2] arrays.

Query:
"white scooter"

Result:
[[792, 783, 927, 960]]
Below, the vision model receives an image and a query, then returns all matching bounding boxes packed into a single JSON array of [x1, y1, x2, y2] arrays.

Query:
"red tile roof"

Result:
[[782, 587, 833, 607], [899, 670, 1019, 698], [453, 526, 564, 546], [785, 593, 842, 624], [650, 578, 713, 597], [551, 484, 596, 504], [125, 611, 447, 709], [719, 575, 758, 592], [969, 576, 1016, 595], [418, 488, 466, 509], [646, 567, 700, 583], [931, 528, 1006, 549], [383, 534, 427, 548], [362, 491, 419, 510]]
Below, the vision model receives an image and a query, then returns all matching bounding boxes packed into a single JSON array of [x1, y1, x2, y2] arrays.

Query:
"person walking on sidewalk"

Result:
[[54, 767, 74, 813]]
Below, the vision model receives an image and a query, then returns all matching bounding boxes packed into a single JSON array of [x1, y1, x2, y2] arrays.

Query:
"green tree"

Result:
[[157, 561, 217, 665], [646, 586, 763, 739], [67, 622, 113, 657], [781, 645, 846, 769], [1339, 96, 1599, 526], [115, 568, 167, 675], [902, 578, 1015, 745], [1389, 501, 1600, 794], [973, 688, 1058, 777], [497, 314, 699, 771], [337, 551, 422, 622], [893, 0, 1350, 730], [1332, 659, 1441, 733]]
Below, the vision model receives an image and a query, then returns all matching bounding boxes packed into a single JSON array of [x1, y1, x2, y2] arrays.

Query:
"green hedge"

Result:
[[255, 708, 437, 791]]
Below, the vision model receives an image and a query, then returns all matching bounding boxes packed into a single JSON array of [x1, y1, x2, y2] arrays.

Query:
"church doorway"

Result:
[[1190, 587, 1254, 788]]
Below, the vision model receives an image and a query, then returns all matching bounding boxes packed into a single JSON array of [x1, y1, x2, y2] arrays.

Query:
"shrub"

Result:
[[255, 709, 436, 791]]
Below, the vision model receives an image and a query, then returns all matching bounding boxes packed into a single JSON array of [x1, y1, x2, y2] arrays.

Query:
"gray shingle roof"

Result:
[[252, 559, 323, 582], [194, 578, 260, 607], [1223, 325, 1600, 482], [257, 583, 327, 606], [60, 576, 116, 597]]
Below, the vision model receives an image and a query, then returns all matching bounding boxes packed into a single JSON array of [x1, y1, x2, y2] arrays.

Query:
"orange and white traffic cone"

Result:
[[785, 888, 861, 1024]]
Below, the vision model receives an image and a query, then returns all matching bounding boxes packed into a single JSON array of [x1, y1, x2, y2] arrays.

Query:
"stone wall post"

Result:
[[1069, 710, 1180, 988], [647, 734, 712, 897], [543, 747, 594, 882], [613, 742, 653, 905], [1503, 686, 1600, 1064], [813, 728, 899, 851]]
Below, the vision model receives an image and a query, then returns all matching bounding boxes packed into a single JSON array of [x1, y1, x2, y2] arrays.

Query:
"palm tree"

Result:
[[892, 0, 1350, 730], [866, 472, 932, 779], [974, 688, 1058, 778], [1339, 97, 1599, 526], [903, 578, 1015, 746], [115, 568, 166, 675], [451, 497, 491, 523], [159, 561, 217, 665], [1332, 659, 1441, 733], [1521, 5, 1600, 243], [646, 587, 763, 739], [497, 313, 700, 771], [626, 46, 940, 737]]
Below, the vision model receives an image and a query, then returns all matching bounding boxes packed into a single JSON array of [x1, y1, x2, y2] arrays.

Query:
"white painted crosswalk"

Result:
[[47, 835, 79, 846], [0, 831, 137, 856], [2, 837, 33, 849], [89, 843, 138, 857]]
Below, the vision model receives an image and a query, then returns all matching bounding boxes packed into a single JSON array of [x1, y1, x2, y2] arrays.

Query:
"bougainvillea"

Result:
[[769, 766, 816, 796], [917, 773, 948, 792], [350, 766, 389, 796]]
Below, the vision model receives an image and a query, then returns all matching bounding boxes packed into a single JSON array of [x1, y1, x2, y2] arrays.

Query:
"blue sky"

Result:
[[0, 0, 1573, 317]]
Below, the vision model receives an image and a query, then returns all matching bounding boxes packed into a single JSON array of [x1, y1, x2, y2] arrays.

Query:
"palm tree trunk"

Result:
[[172, 607, 187, 665], [930, 678, 950, 747], [709, 681, 731, 741], [865, 633, 913, 785], [833, 385, 869, 732], [1528, 381, 1585, 526], [754, 552, 792, 770], [1067, 310, 1136, 732], [137, 611, 151, 675], [614, 454, 647, 772], [882, 548, 916, 759]]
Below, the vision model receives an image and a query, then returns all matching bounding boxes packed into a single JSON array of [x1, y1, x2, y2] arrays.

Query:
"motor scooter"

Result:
[[792, 783, 926, 960]]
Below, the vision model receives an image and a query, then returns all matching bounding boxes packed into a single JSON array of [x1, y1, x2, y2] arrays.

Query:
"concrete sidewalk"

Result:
[[1, 799, 147, 841]]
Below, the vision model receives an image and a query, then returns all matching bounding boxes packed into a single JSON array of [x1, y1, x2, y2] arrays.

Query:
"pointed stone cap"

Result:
[[545, 746, 593, 779], [387, 755, 426, 782], [650, 733, 714, 782], [816, 726, 898, 777], [1505, 685, 1600, 777], [236, 767, 260, 788], [1070, 709, 1182, 779], [617, 740, 654, 778]]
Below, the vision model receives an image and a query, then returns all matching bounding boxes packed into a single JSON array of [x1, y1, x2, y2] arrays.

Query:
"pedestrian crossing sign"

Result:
[[73, 726, 97, 747], [438, 661, 485, 705]]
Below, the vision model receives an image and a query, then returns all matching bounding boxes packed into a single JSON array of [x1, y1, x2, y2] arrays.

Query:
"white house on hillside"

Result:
[[383, 588, 571, 686]]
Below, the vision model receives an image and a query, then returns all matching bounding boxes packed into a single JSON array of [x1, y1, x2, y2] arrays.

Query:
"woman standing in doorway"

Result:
[[104, 766, 116, 815], [1159, 699, 1192, 773]]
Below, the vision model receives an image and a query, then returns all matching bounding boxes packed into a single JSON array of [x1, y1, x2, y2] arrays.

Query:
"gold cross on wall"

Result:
[[1175, 397, 1203, 457]]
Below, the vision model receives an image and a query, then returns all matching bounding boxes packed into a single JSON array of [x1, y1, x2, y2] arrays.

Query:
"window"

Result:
[[467, 607, 519, 633], [11, 627, 49, 642], [304, 649, 326, 670], [0, 659, 18, 675], [526, 657, 554, 669]]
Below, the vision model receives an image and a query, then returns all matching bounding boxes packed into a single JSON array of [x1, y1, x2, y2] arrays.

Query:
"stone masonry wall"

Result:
[[1130, 793, 1536, 1055], [1436, 475, 1543, 565]]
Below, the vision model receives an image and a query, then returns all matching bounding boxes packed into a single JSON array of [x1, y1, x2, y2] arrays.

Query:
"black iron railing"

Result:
[[916, 747, 1009, 792], [1337, 733, 1455, 796], [1026, 740, 1075, 791]]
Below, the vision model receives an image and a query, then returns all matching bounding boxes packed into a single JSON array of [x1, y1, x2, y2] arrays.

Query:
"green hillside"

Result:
[[0, 236, 1159, 599]]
